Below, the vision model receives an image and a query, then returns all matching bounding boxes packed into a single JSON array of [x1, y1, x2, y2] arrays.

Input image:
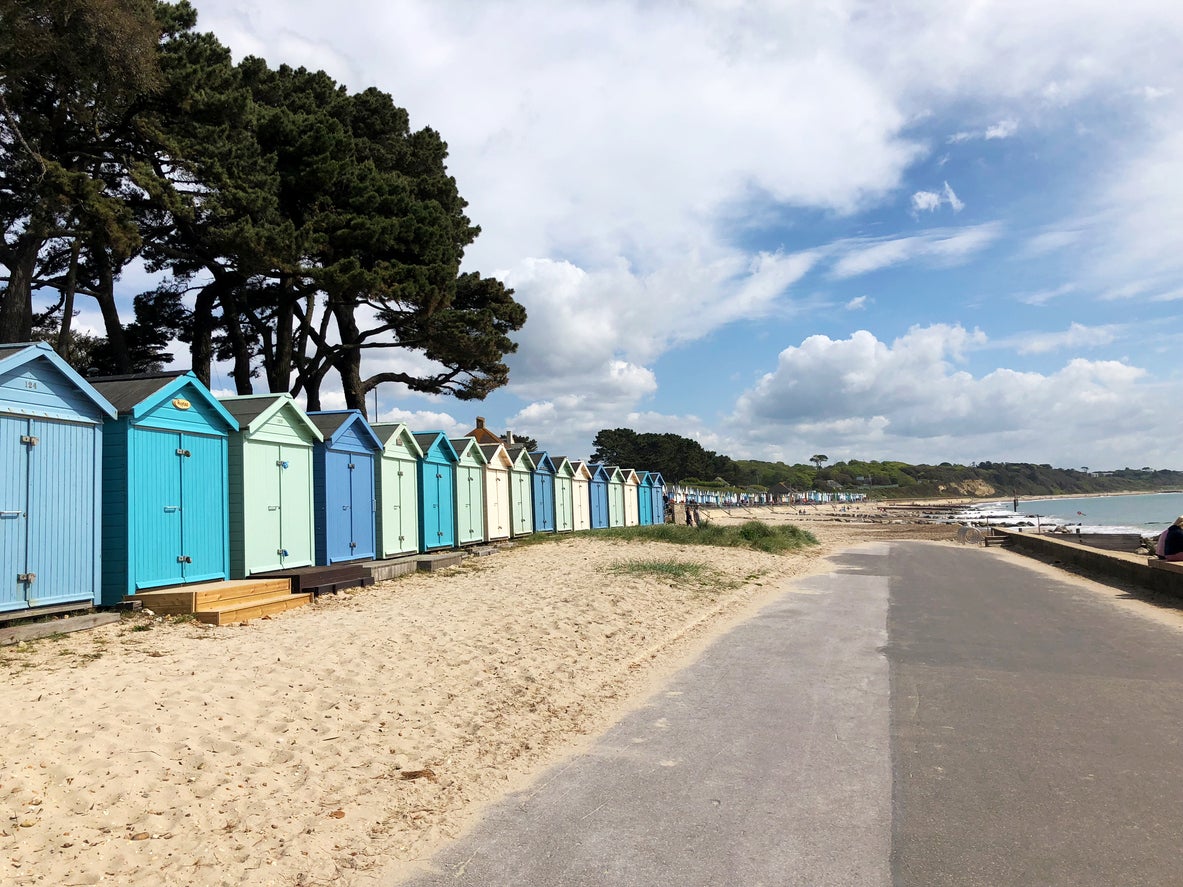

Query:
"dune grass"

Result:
[[591, 520, 817, 554]]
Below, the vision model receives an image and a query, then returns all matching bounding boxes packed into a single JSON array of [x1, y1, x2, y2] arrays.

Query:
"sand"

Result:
[[0, 515, 953, 887]]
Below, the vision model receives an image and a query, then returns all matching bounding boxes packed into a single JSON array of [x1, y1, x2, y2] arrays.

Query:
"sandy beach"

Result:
[[0, 512, 953, 887]]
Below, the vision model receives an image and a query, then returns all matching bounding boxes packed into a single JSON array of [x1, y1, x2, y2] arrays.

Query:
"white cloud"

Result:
[[1018, 283, 1076, 306], [830, 223, 1000, 278], [728, 325, 1165, 466], [984, 119, 1019, 139], [845, 295, 869, 311], [911, 190, 942, 212], [1005, 322, 1122, 355]]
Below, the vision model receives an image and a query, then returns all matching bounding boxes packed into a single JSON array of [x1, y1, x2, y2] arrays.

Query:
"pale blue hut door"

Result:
[[179, 432, 227, 582], [133, 428, 185, 589], [25, 419, 97, 607], [0, 416, 30, 611], [348, 452, 375, 558]]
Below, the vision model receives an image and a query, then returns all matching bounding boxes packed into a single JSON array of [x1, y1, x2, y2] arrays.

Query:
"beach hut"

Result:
[[506, 446, 535, 537], [649, 472, 666, 523], [371, 423, 424, 558], [622, 469, 641, 526], [638, 471, 655, 526], [569, 460, 592, 532], [479, 443, 513, 542], [307, 410, 381, 564], [220, 394, 321, 578], [605, 465, 627, 528], [0, 343, 115, 613], [529, 451, 557, 533], [553, 457, 575, 533], [414, 432, 458, 550], [91, 371, 236, 606], [451, 437, 487, 546], [588, 463, 611, 530]]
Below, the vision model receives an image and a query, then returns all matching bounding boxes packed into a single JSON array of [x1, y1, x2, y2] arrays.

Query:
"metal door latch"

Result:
[[175, 448, 191, 457], [20, 435, 38, 446], [17, 572, 35, 583], [176, 555, 193, 563]]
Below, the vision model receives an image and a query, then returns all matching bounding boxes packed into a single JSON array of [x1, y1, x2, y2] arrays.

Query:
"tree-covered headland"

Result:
[[0, 0, 525, 412], [591, 428, 1183, 499]]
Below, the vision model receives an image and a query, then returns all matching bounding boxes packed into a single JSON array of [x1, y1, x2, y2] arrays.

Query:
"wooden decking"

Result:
[[130, 578, 311, 626], [250, 563, 374, 595]]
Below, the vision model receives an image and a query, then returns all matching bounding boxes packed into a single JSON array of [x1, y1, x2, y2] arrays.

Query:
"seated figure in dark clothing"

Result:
[[1160, 516, 1183, 562]]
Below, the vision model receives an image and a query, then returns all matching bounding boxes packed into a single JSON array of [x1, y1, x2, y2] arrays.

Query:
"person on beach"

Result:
[[1157, 516, 1183, 561]]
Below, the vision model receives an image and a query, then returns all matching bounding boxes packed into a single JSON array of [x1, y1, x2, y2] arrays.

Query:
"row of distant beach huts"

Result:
[[0, 343, 667, 615]]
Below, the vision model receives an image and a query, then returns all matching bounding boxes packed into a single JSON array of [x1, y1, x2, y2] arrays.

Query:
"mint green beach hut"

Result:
[[506, 445, 535, 537], [605, 465, 626, 528], [451, 437, 487, 545], [220, 393, 322, 578], [553, 457, 575, 533], [372, 423, 423, 558]]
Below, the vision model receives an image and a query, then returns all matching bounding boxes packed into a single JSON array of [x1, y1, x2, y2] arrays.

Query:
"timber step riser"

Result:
[[252, 564, 372, 595], [129, 579, 312, 624], [196, 593, 313, 626]]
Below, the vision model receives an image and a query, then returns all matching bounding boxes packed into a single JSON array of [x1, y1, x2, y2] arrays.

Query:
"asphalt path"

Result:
[[393, 541, 1183, 886]]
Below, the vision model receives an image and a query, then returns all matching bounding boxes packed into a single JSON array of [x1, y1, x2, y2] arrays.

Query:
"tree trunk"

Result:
[[93, 250, 130, 373], [330, 297, 366, 416], [0, 230, 41, 342], [268, 281, 295, 393], [56, 239, 81, 360], [219, 286, 254, 394]]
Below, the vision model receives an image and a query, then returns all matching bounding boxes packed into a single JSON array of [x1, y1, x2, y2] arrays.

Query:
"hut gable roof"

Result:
[[529, 451, 556, 473], [588, 463, 611, 482], [552, 456, 574, 477], [413, 431, 460, 463], [450, 436, 488, 465], [649, 471, 665, 486], [0, 341, 115, 419], [479, 443, 512, 469], [506, 445, 535, 469], [569, 460, 593, 481], [371, 422, 425, 457], [219, 393, 322, 441], [89, 370, 235, 430], [305, 410, 381, 450], [603, 465, 625, 482], [622, 468, 640, 484]]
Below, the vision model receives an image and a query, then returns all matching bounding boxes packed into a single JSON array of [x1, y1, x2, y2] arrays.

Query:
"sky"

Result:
[[137, 2, 1183, 468]]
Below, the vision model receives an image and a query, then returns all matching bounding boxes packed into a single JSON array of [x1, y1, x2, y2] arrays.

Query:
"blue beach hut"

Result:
[[588, 463, 611, 530], [90, 371, 236, 605], [307, 410, 381, 564], [638, 472, 655, 526], [649, 472, 666, 523], [530, 451, 557, 533], [0, 343, 115, 613], [414, 432, 458, 550]]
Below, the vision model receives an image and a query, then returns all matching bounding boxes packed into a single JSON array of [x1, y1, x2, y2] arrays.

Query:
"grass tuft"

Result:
[[589, 520, 817, 554]]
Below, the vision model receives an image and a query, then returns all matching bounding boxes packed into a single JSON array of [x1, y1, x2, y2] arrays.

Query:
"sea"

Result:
[[964, 491, 1183, 535]]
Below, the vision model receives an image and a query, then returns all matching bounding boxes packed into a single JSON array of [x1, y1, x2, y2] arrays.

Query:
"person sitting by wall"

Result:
[[1156, 516, 1183, 561]]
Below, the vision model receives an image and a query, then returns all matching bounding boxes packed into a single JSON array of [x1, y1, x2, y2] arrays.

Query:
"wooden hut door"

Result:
[[278, 445, 313, 567], [347, 452, 375, 560], [178, 432, 226, 583], [0, 415, 31, 611], [457, 465, 480, 544], [250, 441, 285, 572], [133, 429, 186, 589]]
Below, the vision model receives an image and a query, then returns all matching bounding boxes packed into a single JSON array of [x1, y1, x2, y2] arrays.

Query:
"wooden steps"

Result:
[[250, 563, 373, 595], [129, 578, 312, 626]]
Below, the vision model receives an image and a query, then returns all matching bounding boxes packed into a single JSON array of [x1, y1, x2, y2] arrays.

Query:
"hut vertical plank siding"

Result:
[[414, 432, 458, 551], [372, 424, 423, 558], [570, 461, 592, 532], [589, 464, 610, 530], [529, 452, 556, 533], [605, 466, 626, 528], [622, 469, 641, 527], [649, 472, 666, 523], [451, 438, 487, 546], [89, 371, 231, 605], [506, 447, 535, 538], [638, 472, 655, 525], [0, 344, 114, 612], [222, 395, 321, 577], [309, 412, 381, 564], [553, 458, 575, 533], [478, 444, 512, 542]]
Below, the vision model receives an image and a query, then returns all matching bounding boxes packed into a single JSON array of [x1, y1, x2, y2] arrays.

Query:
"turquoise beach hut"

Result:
[[220, 393, 321, 578], [638, 471, 655, 525], [649, 472, 666, 523], [588, 463, 610, 529], [530, 451, 557, 533], [91, 371, 236, 606], [506, 446, 535, 537], [451, 436, 487, 546], [307, 410, 381, 564], [414, 432, 458, 550], [371, 423, 423, 559], [0, 343, 115, 613]]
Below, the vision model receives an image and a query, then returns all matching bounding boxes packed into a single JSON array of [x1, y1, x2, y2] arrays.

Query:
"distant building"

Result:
[[465, 415, 504, 445]]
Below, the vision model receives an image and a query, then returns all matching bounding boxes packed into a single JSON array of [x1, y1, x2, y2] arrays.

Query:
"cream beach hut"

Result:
[[479, 442, 513, 542], [552, 457, 576, 533], [569, 460, 592, 531], [506, 445, 535, 537], [622, 468, 641, 526], [372, 423, 423, 558]]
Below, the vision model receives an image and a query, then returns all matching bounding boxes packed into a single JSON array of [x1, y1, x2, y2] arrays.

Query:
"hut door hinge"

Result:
[[20, 435, 38, 446], [17, 572, 35, 584]]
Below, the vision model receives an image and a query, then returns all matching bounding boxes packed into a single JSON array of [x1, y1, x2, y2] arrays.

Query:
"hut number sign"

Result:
[[172, 398, 191, 410]]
